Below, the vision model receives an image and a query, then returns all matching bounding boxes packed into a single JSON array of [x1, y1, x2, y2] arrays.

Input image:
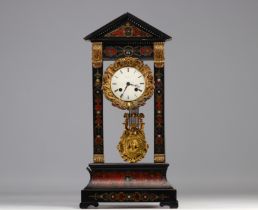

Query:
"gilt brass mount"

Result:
[[154, 42, 165, 68], [92, 42, 103, 68], [117, 112, 149, 163]]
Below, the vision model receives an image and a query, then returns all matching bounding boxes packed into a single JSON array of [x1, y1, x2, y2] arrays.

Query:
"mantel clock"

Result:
[[80, 13, 178, 208]]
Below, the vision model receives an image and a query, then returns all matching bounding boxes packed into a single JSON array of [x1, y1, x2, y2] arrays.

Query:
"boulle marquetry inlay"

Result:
[[81, 13, 177, 209], [105, 22, 153, 38]]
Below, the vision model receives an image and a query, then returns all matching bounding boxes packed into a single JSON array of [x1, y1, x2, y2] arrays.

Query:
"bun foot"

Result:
[[80, 202, 99, 209], [160, 201, 178, 208]]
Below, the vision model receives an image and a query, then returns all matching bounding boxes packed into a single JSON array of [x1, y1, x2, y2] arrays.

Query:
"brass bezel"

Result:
[[102, 57, 154, 110]]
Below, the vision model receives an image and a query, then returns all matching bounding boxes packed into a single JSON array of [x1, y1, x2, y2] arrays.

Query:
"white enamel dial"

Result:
[[111, 67, 146, 101]]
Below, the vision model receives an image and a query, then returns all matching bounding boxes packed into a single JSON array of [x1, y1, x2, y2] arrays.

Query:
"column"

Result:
[[154, 42, 165, 163], [92, 42, 104, 163]]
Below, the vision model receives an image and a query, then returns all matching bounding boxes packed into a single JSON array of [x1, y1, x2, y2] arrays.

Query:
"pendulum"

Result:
[[117, 108, 149, 163]]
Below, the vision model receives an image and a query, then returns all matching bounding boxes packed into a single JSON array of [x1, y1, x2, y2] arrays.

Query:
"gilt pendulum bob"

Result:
[[118, 111, 148, 163], [80, 12, 178, 209]]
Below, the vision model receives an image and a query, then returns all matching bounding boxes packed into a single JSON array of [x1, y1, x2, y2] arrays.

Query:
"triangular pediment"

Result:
[[104, 21, 152, 38], [84, 13, 171, 42]]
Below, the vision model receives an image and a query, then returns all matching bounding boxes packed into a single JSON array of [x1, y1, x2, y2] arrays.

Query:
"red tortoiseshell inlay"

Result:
[[105, 22, 152, 38], [88, 170, 170, 188]]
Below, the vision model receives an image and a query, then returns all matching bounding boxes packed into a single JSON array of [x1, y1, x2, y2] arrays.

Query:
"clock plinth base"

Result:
[[80, 163, 178, 208]]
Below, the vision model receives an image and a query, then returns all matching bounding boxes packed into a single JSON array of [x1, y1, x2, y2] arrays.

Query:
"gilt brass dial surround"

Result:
[[102, 57, 154, 110]]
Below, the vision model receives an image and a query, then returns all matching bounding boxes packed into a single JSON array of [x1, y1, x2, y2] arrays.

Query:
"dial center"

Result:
[[111, 67, 146, 102]]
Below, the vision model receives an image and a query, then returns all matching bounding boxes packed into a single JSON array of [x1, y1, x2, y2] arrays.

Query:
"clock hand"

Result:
[[129, 83, 140, 88], [120, 82, 130, 98], [127, 82, 141, 89]]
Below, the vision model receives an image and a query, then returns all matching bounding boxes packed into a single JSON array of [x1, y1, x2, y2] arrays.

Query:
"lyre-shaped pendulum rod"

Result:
[[117, 108, 148, 163], [128, 108, 139, 128]]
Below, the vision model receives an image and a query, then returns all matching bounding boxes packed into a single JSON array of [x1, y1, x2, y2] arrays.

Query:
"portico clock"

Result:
[[80, 13, 178, 209]]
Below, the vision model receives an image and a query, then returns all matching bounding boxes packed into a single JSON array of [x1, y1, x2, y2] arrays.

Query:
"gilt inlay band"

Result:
[[154, 154, 166, 163], [93, 154, 104, 163]]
